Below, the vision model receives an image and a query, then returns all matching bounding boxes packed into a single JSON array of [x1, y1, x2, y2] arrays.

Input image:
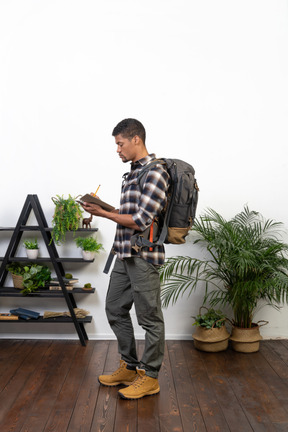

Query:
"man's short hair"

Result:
[[112, 118, 146, 144]]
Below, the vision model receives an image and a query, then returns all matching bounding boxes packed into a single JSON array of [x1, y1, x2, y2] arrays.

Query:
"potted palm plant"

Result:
[[160, 206, 288, 352], [75, 236, 104, 260], [51, 195, 83, 245]]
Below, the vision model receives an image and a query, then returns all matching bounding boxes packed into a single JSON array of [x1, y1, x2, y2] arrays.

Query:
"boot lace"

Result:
[[130, 375, 146, 388], [111, 361, 126, 377]]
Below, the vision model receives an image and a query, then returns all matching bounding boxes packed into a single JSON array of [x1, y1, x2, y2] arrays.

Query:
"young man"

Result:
[[82, 118, 169, 400]]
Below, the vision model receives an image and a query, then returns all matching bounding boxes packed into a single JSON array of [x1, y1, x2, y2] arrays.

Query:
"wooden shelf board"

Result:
[[1, 257, 94, 263], [0, 316, 93, 323], [0, 287, 95, 297], [0, 227, 98, 232]]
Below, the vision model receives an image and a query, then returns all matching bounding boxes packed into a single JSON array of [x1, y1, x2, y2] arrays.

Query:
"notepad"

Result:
[[78, 194, 115, 212]]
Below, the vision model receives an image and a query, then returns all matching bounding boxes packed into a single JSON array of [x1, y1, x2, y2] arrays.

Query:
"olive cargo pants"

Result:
[[105, 257, 165, 378]]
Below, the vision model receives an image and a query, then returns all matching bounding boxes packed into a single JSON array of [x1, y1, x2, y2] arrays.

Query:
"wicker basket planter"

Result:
[[193, 325, 230, 352], [229, 323, 267, 353], [11, 274, 24, 289]]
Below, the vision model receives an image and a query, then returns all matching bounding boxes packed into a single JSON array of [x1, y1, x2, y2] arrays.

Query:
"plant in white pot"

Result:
[[23, 239, 39, 259], [160, 206, 288, 353], [75, 236, 104, 261]]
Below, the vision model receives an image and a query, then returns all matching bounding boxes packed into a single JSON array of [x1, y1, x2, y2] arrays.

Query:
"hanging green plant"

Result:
[[51, 195, 83, 245]]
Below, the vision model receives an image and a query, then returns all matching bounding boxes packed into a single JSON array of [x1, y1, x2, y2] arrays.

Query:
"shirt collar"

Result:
[[131, 154, 156, 170]]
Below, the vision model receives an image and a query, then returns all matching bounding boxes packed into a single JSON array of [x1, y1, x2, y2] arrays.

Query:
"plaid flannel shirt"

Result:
[[113, 154, 169, 266]]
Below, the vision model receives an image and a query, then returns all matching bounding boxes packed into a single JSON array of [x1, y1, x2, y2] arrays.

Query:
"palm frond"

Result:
[[160, 206, 288, 328]]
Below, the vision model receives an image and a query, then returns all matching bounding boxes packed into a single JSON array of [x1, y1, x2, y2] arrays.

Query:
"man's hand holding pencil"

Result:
[[80, 186, 116, 216], [92, 184, 101, 197]]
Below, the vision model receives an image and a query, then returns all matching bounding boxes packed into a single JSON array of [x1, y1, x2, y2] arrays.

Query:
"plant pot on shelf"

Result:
[[26, 249, 39, 259], [75, 236, 104, 261], [11, 274, 24, 289], [23, 239, 39, 259], [7, 263, 51, 295], [229, 321, 268, 353], [82, 251, 96, 261], [193, 325, 230, 352]]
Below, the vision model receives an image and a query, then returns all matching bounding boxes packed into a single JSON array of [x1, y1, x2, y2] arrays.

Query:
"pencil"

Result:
[[93, 185, 101, 197]]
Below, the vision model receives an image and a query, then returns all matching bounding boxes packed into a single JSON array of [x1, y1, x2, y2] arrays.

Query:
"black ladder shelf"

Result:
[[0, 194, 97, 346]]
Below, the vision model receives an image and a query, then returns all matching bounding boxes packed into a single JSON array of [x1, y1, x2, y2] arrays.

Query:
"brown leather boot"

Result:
[[98, 360, 137, 387], [118, 369, 160, 399]]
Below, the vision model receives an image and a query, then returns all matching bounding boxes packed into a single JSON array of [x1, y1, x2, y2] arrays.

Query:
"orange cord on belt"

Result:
[[149, 220, 154, 251]]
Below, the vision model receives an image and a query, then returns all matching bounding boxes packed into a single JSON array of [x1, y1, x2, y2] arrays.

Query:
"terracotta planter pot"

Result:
[[193, 325, 230, 352]]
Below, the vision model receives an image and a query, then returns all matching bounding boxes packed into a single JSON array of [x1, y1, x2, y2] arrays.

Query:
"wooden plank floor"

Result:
[[0, 339, 288, 431]]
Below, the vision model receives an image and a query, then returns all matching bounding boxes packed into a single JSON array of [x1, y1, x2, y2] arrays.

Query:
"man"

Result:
[[82, 118, 169, 400]]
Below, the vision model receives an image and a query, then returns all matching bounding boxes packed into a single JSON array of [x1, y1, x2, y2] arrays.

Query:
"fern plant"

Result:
[[160, 206, 288, 328], [51, 195, 83, 245], [75, 236, 103, 252]]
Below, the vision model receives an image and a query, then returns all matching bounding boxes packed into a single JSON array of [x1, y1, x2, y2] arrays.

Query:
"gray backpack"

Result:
[[130, 158, 199, 250]]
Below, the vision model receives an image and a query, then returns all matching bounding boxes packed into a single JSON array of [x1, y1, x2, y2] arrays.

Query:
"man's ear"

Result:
[[133, 135, 142, 146]]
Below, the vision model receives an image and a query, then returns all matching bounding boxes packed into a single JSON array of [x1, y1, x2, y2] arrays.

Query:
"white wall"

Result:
[[0, 0, 288, 340]]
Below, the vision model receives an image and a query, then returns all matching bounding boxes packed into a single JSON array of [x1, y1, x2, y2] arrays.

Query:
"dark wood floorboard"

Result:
[[0, 339, 288, 432]]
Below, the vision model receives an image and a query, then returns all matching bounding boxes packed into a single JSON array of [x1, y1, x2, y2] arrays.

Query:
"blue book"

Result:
[[10, 308, 40, 320]]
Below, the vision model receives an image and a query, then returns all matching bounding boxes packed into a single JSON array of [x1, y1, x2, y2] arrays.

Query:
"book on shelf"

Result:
[[49, 285, 74, 291], [10, 308, 40, 320], [0, 313, 19, 320]]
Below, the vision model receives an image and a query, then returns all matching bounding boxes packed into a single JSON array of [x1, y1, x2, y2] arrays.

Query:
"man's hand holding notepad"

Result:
[[78, 194, 115, 212]]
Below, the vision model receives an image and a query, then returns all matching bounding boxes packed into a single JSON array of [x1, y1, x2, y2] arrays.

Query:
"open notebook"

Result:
[[79, 194, 115, 212]]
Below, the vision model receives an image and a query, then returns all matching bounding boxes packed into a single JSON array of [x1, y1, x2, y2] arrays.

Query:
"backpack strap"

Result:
[[130, 159, 172, 250], [103, 248, 116, 274]]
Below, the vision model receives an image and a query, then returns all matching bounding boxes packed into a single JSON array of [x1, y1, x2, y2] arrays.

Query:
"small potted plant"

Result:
[[51, 195, 83, 245], [6, 262, 51, 295], [192, 307, 229, 352], [75, 236, 104, 260], [23, 239, 39, 259], [6, 262, 26, 289], [21, 264, 51, 295]]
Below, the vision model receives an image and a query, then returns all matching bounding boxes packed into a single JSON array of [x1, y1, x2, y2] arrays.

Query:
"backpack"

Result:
[[103, 158, 199, 273], [130, 158, 199, 250]]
